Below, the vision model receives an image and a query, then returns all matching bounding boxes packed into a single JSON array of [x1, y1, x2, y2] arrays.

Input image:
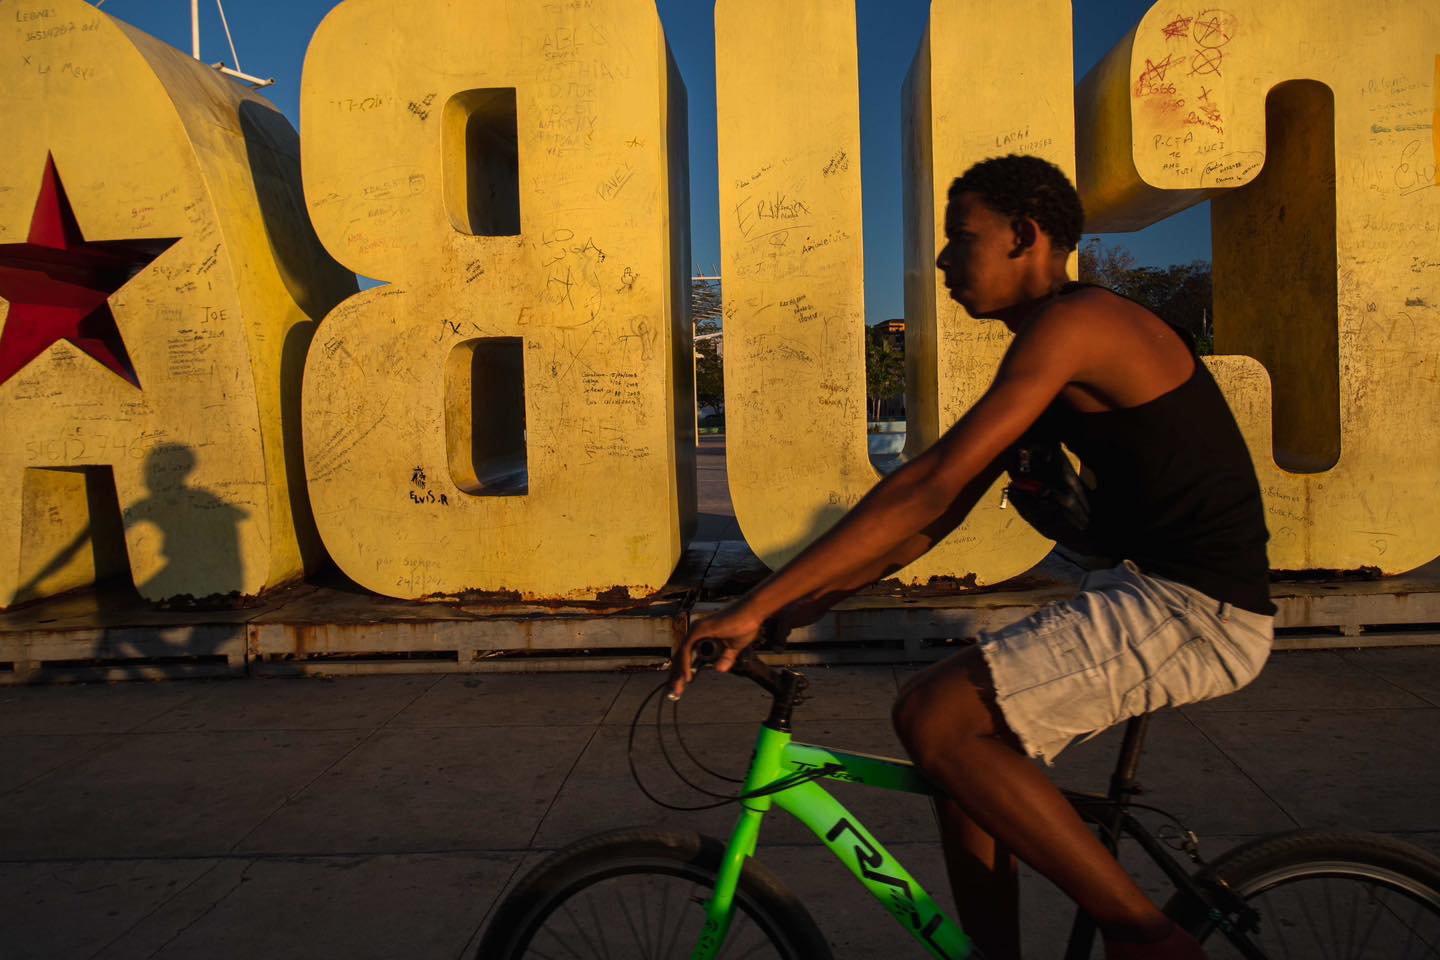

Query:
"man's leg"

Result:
[[933, 795, 1021, 959], [894, 646, 1204, 960]]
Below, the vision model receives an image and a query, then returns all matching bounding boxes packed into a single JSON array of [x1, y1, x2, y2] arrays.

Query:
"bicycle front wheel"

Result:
[[1166, 829, 1440, 959], [477, 828, 833, 960]]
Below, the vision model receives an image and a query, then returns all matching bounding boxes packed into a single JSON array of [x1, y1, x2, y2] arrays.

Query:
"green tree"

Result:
[[695, 331, 724, 417], [1078, 236, 1137, 289], [865, 333, 905, 421], [1079, 238, 1214, 353], [691, 278, 726, 422]]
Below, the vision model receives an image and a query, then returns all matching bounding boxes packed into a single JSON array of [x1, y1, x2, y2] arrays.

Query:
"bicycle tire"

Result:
[[477, 827, 834, 959], [1164, 829, 1440, 958]]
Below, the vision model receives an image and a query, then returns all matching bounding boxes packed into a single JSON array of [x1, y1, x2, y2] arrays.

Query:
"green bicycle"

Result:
[[479, 641, 1440, 959]]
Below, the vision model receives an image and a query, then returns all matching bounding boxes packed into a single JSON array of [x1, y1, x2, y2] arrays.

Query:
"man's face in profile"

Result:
[[936, 191, 1024, 320]]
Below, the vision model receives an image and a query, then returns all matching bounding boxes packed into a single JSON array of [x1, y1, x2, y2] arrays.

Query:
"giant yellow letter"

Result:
[[301, 0, 694, 599], [1078, 1, 1440, 573], [717, 0, 1073, 584], [0, 0, 354, 607]]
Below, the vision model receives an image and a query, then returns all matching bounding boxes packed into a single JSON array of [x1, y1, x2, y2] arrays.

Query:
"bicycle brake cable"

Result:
[[1064, 790, 1200, 850], [670, 697, 744, 784], [627, 679, 840, 812], [626, 679, 745, 811], [651, 679, 751, 802]]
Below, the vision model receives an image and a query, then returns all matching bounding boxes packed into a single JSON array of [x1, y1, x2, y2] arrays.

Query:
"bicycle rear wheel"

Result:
[[477, 828, 833, 960], [1166, 829, 1440, 958]]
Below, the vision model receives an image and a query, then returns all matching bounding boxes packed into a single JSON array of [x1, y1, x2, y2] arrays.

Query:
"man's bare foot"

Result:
[[1103, 921, 1206, 959]]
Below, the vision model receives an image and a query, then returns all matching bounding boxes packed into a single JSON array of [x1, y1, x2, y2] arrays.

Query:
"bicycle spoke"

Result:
[[530, 924, 585, 960], [658, 883, 699, 958], [657, 873, 673, 958], [638, 879, 655, 959], [650, 877, 672, 959], [727, 929, 787, 960], [552, 901, 600, 960], [616, 889, 652, 960], [1321, 873, 1338, 960], [1208, 872, 1440, 960], [583, 893, 615, 960], [715, 917, 751, 960], [514, 872, 798, 960], [1349, 882, 1386, 960], [1294, 880, 1332, 960], [1262, 881, 1294, 959], [1335, 879, 1440, 959], [1401, 894, 1422, 960], [1341, 876, 1362, 959], [1401, 892, 1440, 957], [1397, 894, 1440, 958]]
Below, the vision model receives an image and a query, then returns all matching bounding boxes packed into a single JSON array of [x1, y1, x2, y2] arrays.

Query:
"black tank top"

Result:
[[1036, 285, 1275, 615]]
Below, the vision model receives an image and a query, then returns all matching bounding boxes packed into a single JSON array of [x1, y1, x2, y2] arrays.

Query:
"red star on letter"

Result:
[[0, 155, 179, 388]]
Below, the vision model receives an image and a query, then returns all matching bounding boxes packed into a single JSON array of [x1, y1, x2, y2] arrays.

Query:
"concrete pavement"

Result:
[[3, 646, 1439, 959], [5, 434, 1440, 957]]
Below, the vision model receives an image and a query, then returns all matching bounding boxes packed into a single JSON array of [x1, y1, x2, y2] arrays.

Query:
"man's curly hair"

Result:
[[948, 155, 1084, 253]]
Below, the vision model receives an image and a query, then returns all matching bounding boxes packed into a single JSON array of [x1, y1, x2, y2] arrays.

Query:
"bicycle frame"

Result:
[[668, 645, 1272, 959], [693, 722, 975, 960], [687, 718, 1262, 960]]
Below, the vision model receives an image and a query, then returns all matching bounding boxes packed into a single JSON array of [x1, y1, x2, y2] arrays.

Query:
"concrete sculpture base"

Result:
[[4, 543, 1437, 685]]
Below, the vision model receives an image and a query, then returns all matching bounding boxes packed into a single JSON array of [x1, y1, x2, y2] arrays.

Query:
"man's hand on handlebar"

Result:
[[668, 605, 773, 700]]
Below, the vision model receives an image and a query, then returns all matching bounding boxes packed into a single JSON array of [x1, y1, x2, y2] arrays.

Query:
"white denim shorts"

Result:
[[978, 560, 1273, 764]]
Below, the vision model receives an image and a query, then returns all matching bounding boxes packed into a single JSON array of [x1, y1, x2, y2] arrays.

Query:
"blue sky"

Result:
[[99, 0, 1209, 322]]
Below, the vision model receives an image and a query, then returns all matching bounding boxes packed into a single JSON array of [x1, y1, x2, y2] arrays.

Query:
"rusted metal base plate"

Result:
[[2, 544, 1437, 683], [0, 583, 249, 683]]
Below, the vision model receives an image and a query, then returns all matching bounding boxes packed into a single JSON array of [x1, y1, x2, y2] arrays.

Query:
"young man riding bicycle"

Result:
[[670, 154, 1275, 960]]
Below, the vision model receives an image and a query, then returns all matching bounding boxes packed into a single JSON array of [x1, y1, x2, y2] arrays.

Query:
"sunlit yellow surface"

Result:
[[0, 0, 353, 607], [301, 0, 694, 599], [1078, 0, 1440, 573], [718, 0, 1072, 584]]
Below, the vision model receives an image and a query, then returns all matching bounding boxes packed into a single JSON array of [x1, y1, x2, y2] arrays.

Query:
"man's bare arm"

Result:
[[670, 305, 1094, 691], [740, 362, 1064, 619], [769, 461, 1006, 632]]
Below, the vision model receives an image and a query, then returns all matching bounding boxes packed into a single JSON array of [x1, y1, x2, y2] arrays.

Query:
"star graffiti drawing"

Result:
[[0, 154, 180, 388]]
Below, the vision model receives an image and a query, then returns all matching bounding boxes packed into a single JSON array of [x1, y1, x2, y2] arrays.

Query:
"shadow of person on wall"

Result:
[[124, 443, 249, 602], [101, 443, 250, 679], [12, 443, 251, 681]]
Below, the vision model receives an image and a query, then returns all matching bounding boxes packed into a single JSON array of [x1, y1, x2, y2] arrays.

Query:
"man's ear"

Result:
[[1008, 218, 1038, 259]]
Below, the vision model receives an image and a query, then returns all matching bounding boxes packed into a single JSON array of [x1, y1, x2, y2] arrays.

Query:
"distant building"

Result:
[[870, 319, 905, 350]]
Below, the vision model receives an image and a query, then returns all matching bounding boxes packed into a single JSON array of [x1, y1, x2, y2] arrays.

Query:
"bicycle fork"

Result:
[[693, 725, 787, 959]]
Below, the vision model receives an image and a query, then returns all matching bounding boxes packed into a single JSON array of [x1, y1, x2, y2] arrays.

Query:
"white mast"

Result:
[[188, 0, 275, 88]]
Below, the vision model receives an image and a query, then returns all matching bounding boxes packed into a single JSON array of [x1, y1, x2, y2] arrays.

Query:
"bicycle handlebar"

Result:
[[687, 621, 808, 731], [689, 618, 785, 673]]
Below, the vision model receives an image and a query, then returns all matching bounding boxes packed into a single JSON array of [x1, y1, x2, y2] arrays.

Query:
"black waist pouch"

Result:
[[1003, 441, 1098, 552]]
